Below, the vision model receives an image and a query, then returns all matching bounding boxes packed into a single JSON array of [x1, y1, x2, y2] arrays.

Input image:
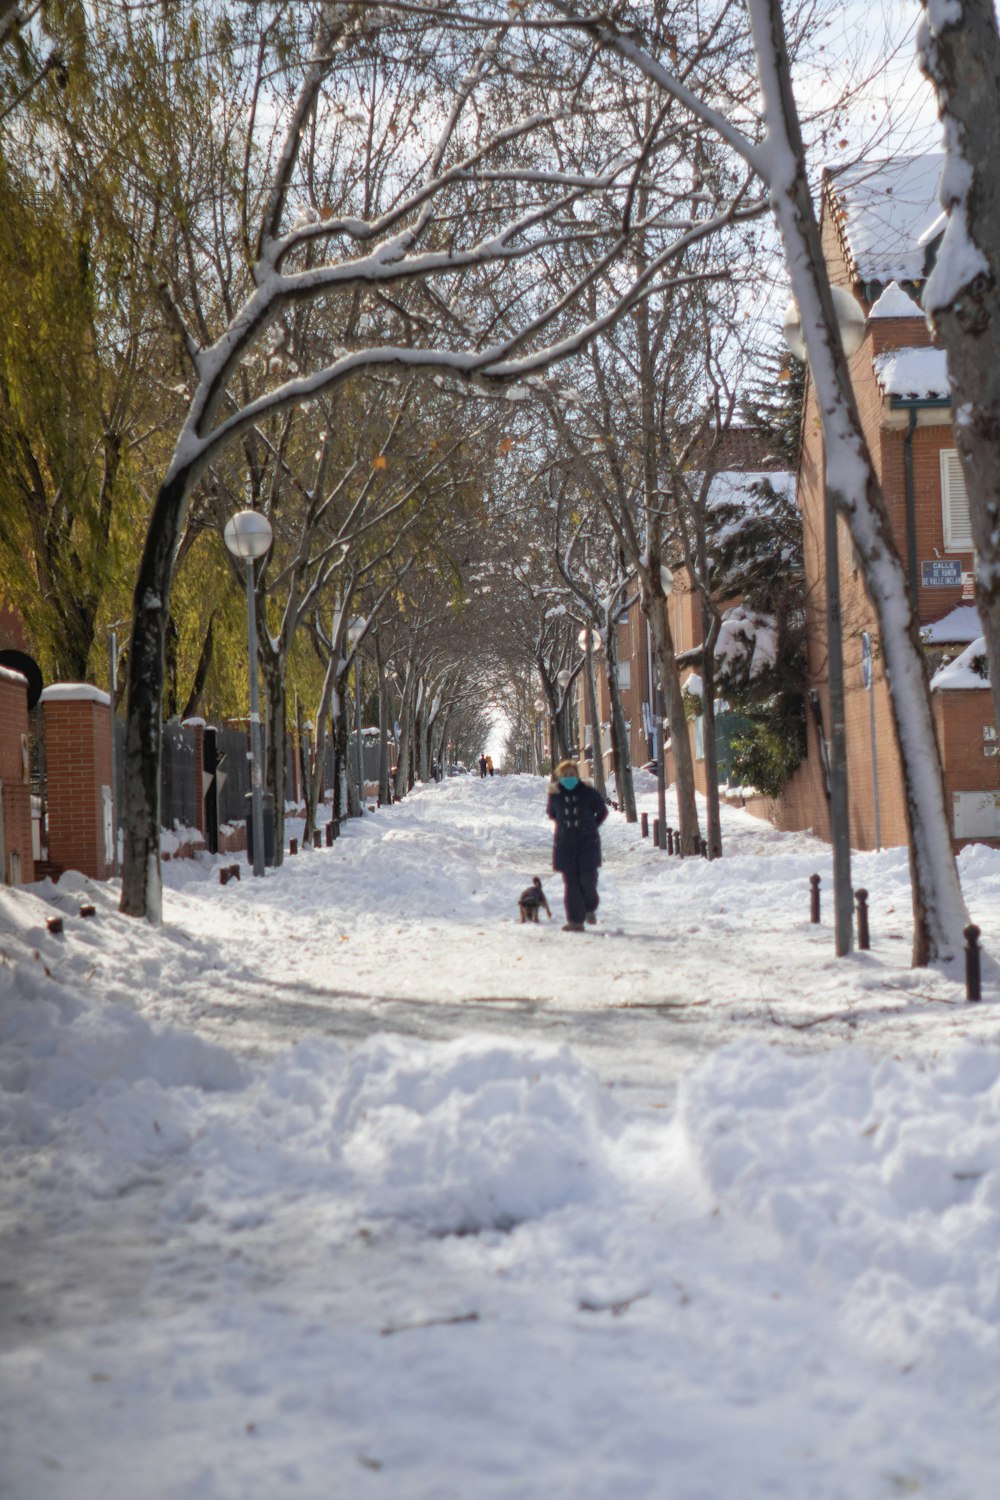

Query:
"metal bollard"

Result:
[[326, 822, 335, 846], [80, 903, 96, 918], [809, 873, 821, 924], [965, 924, 982, 1002], [46, 915, 63, 934], [313, 829, 322, 848], [855, 888, 870, 950], [329, 818, 340, 842], [289, 838, 298, 855], [667, 827, 674, 855], [641, 812, 649, 839], [652, 817, 660, 849]]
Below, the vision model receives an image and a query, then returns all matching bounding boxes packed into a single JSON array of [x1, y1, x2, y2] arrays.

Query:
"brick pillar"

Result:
[[0, 666, 33, 884], [42, 684, 114, 881]]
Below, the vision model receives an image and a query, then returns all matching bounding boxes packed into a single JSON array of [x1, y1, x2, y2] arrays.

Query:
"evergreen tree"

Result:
[[738, 351, 806, 470]]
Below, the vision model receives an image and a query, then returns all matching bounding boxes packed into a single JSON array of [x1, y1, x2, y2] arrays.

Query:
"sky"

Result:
[[3, 771, 1000, 1498]]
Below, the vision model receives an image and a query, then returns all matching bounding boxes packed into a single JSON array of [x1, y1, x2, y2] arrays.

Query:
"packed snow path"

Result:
[[3, 773, 1000, 1499]]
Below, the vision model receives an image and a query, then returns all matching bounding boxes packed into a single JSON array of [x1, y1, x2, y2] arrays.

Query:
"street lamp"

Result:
[[782, 286, 867, 956], [224, 509, 273, 877], [533, 695, 547, 775], [577, 627, 606, 796], [346, 617, 366, 815], [654, 568, 674, 849]]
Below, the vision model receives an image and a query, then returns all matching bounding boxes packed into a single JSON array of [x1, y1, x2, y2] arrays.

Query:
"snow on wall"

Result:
[[872, 347, 950, 399], [830, 155, 944, 284], [39, 684, 111, 707], [922, 604, 984, 647], [931, 636, 991, 691]]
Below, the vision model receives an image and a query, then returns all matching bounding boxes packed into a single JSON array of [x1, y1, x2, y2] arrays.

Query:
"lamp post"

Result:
[[556, 669, 572, 762], [224, 509, 273, 877], [655, 566, 674, 849], [577, 627, 606, 797], [783, 287, 866, 956], [533, 696, 547, 775], [346, 617, 366, 815]]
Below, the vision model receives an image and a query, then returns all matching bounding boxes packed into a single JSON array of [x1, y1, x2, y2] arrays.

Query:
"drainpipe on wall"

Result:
[[890, 395, 951, 606]]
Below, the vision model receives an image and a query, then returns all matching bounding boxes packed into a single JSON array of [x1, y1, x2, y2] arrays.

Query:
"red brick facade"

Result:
[[42, 687, 115, 881], [0, 667, 33, 884]]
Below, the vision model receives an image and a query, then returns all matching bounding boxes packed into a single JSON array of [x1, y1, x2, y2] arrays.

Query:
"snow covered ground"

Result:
[[2, 772, 1000, 1499]]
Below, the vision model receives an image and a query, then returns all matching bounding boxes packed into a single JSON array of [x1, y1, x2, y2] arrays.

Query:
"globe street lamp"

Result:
[[346, 617, 366, 815], [533, 695, 547, 775], [577, 627, 606, 797], [556, 668, 572, 761], [782, 287, 867, 956], [224, 509, 273, 877]]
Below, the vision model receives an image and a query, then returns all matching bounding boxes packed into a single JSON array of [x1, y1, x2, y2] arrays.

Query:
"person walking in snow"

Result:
[[486, 755, 494, 777], [478, 753, 488, 778], [546, 757, 608, 932]]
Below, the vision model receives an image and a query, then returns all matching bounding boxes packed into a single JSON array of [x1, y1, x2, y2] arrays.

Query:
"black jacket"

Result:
[[546, 780, 608, 872]]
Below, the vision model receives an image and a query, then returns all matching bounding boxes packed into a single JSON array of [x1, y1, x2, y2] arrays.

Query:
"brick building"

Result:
[[744, 154, 996, 848], [578, 153, 998, 848]]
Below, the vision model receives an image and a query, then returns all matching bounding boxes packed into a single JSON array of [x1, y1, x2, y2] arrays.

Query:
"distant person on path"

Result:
[[546, 757, 608, 932], [486, 755, 494, 777], [478, 753, 488, 778]]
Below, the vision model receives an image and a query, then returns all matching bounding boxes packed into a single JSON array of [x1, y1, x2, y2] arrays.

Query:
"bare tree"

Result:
[[544, 0, 968, 962]]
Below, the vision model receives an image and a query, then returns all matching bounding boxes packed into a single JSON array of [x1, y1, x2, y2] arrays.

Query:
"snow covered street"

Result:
[[3, 773, 1000, 1498]]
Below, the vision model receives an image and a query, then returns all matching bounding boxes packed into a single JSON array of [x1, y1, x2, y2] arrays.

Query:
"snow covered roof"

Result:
[[828, 155, 944, 285], [705, 470, 796, 509], [922, 605, 984, 647], [869, 281, 924, 319], [872, 347, 950, 400], [930, 636, 991, 691]]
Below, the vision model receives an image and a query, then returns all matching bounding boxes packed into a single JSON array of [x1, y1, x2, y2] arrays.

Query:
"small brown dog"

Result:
[[519, 877, 552, 923]]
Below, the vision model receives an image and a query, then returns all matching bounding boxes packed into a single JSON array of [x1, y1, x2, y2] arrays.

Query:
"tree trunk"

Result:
[[697, 522, 723, 858], [263, 659, 286, 867], [120, 469, 190, 922], [605, 626, 636, 821], [375, 632, 391, 804], [918, 0, 1000, 739], [393, 662, 415, 799], [643, 586, 700, 853], [751, 0, 969, 963]]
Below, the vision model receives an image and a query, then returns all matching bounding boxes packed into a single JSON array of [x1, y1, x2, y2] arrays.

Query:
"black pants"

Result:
[[561, 866, 599, 925]]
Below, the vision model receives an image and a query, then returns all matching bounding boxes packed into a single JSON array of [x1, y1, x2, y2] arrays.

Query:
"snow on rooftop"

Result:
[[868, 280, 924, 319], [872, 346, 950, 400], [830, 155, 944, 284], [705, 470, 796, 509], [931, 635, 991, 691], [922, 604, 984, 646]]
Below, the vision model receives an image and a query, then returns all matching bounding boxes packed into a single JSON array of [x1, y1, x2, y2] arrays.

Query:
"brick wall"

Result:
[[0, 668, 33, 884], [42, 686, 114, 881]]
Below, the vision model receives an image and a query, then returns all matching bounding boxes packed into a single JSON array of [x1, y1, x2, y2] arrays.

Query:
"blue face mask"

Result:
[[559, 776, 579, 790]]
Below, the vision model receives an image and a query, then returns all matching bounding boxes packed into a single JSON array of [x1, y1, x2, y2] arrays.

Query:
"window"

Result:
[[617, 660, 631, 690], [941, 450, 974, 551]]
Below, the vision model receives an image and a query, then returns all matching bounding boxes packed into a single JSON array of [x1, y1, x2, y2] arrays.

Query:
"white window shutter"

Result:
[[941, 450, 974, 551]]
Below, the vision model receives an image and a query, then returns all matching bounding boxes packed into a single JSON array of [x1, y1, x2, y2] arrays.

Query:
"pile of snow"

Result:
[[679, 1041, 1000, 1383], [932, 635, 991, 690], [5, 775, 1000, 1496]]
